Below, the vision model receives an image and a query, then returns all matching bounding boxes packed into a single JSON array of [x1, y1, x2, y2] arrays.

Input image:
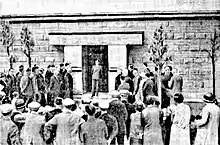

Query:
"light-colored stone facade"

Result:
[[0, 12, 220, 100]]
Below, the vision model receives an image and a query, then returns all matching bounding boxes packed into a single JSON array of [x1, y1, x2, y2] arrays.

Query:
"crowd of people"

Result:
[[0, 62, 219, 145]]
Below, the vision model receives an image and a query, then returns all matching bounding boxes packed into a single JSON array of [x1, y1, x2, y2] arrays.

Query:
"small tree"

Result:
[[20, 25, 35, 68], [148, 25, 172, 108], [201, 28, 220, 97], [0, 21, 15, 69]]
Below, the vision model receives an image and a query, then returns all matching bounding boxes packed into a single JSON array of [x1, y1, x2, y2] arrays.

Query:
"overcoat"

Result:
[[195, 103, 220, 145], [99, 112, 118, 140], [79, 116, 108, 145], [46, 109, 84, 145], [21, 112, 46, 145], [142, 105, 163, 145], [49, 75, 61, 97], [0, 115, 21, 145], [108, 99, 128, 135]]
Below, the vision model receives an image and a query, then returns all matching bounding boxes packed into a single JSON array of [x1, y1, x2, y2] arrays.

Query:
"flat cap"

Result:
[[28, 102, 41, 110], [0, 104, 14, 114], [62, 98, 75, 106], [15, 99, 25, 109]]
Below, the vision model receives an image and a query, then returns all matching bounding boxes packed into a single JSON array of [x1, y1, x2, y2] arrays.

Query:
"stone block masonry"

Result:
[[0, 16, 219, 100]]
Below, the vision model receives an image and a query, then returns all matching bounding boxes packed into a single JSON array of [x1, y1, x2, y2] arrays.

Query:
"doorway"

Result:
[[82, 45, 108, 93]]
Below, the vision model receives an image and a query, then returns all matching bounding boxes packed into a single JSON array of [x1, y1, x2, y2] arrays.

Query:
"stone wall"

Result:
[[0, 17, 219, 99]]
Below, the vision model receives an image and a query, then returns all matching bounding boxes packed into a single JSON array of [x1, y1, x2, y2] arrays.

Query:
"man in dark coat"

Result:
[[0, 104, 21, 145], [6, 68, 17, 98], [48, 68, 61, 105], [108, 91, 128, 145], [132, 68, 141, 97], [98, 100, 118, 144], [20, 68, 35, 106], [63, 63, 73, 99], [16, 65, 24, 93], [115, 68, 122, 91], [45, 65, 53, 88], [79, 104, 108, 145], [142, 72, 155, 104]]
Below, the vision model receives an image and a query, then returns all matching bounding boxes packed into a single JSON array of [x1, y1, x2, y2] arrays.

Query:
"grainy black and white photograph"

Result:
[[0, 0, 220, 145]]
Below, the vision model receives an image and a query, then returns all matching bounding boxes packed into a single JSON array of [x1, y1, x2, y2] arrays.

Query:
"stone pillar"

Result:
[[108, 45, 127, 91], [64, 45, 83, 94]]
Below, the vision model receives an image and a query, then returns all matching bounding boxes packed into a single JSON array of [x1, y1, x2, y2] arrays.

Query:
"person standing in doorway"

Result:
[[91, 59, 101, 98]]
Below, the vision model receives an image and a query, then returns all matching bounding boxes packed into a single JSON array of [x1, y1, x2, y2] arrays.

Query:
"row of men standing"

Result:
[[0, 63, 73, 106]]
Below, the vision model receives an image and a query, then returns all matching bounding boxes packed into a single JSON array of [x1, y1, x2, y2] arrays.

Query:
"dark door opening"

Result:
[[82, 45, 108, 93]]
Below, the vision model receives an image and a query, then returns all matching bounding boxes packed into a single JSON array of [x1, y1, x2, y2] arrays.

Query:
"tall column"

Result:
[[108, 45, 127, 91]]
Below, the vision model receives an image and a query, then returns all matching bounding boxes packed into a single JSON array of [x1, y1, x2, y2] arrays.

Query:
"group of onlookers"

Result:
[[0, 63, 220, 145], [0, 63, 73, 107]]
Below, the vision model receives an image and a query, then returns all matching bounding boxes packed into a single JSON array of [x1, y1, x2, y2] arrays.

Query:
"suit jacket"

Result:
[[79, 116, 108, 145], [125, 76, 134, 92], [49, 75, 61, 96], [169, 74, 183, 94], [142, 78, 155, 99], [108, 99, 128, 135], [6, 74, 17, 95], [142, 105, 163, 145], [21, 112, 46, 145], [46, 109, 84, 145], [20, 75, 35, 97], [99, 112, 118, 140], [133, 75, 141, 95], [0, 116, 21, 145], [45, 71, 53, 88], [92, 65, 101, 80], [64, 72, 73, 98]]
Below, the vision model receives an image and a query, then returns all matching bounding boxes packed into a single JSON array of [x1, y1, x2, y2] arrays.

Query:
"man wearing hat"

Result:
[[63, 63, 73, 99], [194, 93, 220, 145], [20, 68, 35, 106], [11, 99, 26, 130], [16, 65, 24, 93], [33, 66, 47, 107], [0, 104, 21, 145], [99, 100, 118, 145], [108, 91, 128, 145], [16, 102, 46, 145], [48, 67, 61, 105], [45, 98, 84, 145]]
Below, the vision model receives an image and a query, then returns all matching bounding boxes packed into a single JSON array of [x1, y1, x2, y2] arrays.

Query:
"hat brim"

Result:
[[203, 98, 215, 103], [16, 105, 25, 109]]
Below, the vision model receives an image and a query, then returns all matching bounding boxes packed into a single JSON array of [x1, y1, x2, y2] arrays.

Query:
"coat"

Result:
[[130, 111, 143, 140], [133, 75, 141, 95], [142, 78, 155, 103], [20, 75, 35, 97], [169, 74, 183, 94], [6, 74, 17, 95], [63, 72, 73, 98], [21, 112, 46, 145], [79, 116, 108, 145], [49, 75, 61, 97], [99, 112, 118, 140], [108, 99, 128, 135], [46, 109, 84, 145], [92, 65, 102, 80], [0, 115, 21, 145], [169, 103, 191, 145], [142, 105, 163, 145], [195, 103, 220, 145]]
